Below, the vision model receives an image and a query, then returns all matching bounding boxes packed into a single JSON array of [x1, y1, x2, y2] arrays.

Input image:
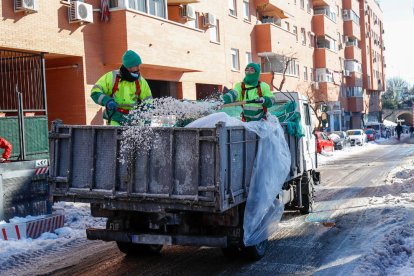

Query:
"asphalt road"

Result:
[[4, 136, 414, 276]]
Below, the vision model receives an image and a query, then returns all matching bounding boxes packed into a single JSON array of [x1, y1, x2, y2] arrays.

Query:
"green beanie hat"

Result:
[[122, 50, 142, 68], [243, 62, 261, 87]]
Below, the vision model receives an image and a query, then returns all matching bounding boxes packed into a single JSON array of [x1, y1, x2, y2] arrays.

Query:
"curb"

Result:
[[0, 214, 65, 240]]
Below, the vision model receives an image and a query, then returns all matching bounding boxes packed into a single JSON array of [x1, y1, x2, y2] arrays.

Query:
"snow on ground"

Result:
[[317, 135, 414, 275], [352, 156, 414, 275], [1, 134, 413, 275], [0, 202, 106, 266]]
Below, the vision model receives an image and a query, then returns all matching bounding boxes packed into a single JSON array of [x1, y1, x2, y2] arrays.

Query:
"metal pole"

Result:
[[16, 86, 26, 160]]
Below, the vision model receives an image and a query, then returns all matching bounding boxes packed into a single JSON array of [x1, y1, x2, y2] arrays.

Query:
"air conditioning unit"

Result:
[[203, 13, 216, 28], [69, 1, 93, 24], [343, 70, 350, 77], [180, 4, 196, 20], [338, 44, 343, 50], [14, 0, 39, 13]]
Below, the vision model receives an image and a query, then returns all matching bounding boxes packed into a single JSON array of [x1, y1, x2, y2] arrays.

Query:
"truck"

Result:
[[49, 91, 319, 260]]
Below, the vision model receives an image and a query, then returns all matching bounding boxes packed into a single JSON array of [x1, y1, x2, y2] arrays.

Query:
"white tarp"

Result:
[[187, 112, 291, 246]]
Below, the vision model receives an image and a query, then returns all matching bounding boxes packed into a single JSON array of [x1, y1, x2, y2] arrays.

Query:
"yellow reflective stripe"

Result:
[[97, 94, 106, 105]]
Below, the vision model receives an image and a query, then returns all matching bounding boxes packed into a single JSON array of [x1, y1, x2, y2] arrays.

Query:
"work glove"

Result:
[[106, 100, 117, 111], [256, 97, 265, 104], [222, 94, 232, 104], [0, 158, 6, 163]]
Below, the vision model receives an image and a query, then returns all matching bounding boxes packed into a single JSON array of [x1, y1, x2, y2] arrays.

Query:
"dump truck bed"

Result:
[[49, 121, 303, 213]]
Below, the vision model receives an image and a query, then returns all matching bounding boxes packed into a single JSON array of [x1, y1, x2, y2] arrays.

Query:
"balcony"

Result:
[[255, 0, 290, 19], [342, 0, 360, 14], [102, 9, 211, 72], [318, 82, 340, 102], [255, 23, 297, 54], [344, 21, 361, 40], [312, 0, 329, 8], [347, 97, 363, 112], [345, 45, 362, 61], [312, 14, 337, 38], [314, 48, 340, 68]]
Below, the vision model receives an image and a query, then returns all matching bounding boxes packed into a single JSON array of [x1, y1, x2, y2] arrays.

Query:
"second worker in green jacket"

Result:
[[222, 63, 275, 122], [91, 50, 153, 126]]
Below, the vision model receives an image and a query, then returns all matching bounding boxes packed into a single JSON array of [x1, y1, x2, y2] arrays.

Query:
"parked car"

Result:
[[364, 128, 376, 141], [329, 131, 351, 150], [346, 129, 367, 146], [315, 131, 334, 153]]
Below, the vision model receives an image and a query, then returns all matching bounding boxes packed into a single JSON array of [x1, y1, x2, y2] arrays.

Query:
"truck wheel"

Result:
[[116, 242, 163, 256], [242, 239, 269, 261], [300, 193, 313, 214], [221, 246, 242, 259]]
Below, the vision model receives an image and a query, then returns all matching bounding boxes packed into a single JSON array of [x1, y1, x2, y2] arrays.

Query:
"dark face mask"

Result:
[[120, 65, 140, 82]]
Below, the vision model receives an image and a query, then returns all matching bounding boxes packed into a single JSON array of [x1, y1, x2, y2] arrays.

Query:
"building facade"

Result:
[[0, 0, 385, 129]]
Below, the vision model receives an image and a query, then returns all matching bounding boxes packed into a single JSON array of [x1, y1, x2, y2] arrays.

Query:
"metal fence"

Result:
[[0, 50, 46, 113]]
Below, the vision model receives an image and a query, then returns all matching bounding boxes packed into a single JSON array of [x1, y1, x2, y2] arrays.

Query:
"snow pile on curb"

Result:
[[355, 159, 414, 275], [0, 202, 106, 264]]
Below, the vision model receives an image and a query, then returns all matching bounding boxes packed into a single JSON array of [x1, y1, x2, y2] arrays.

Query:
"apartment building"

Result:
[[0, 0, 384, 129], [360, 0, 385, 124]]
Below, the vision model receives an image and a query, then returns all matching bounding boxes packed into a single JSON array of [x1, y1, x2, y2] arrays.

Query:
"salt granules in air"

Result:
[[119, 97, 222, 164]]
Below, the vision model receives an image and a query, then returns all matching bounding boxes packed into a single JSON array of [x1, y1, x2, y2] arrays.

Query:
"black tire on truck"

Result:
[[221, 246, 242, 259], [242, 239, 269, 261], [300, 171, 315, 215], [116, 242, 163, 256], [300, 193, 313, 214]]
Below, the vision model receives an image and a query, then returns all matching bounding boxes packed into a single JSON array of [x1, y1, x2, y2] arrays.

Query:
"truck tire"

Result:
[[300, 193, 313, 214], [242, 239, 269, 261], [116, 242, 163, 256], [221, 246, 242, 259]]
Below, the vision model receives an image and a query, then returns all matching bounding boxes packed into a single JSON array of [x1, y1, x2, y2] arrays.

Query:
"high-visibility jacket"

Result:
[[224, 81, 275, 122], [0, 137, 12, 160], [91, 70, 152, 125]]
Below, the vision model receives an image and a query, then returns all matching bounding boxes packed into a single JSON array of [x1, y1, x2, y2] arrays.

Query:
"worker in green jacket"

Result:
[[91, 50, 152, 126], [222, 63, 275, 122]]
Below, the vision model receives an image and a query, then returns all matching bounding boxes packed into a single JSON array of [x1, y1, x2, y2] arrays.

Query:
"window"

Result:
[[285, 22, 290, 31], [301, 28, 306, 45], [245, 52, 252, 66], [210, 19, 220, 43], [148, 0, 166, 18], [310, 69, 313, 81], [307, 0, 312, 13], [303, 103, 311, 125], [293, 26, 298, 41], [303, 66, 308, 80], [187, 12, 199, 29], [231, 48, 240, 70], [262, 54, 299, 77], [300, 0, 304, 9], [243, 0, 250, 20], [123, 0, 166, 18], [229, 0, 237, 16]]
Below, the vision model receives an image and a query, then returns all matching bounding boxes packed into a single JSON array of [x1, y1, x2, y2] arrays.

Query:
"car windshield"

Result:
[[365, 129, 374, 134], [333, 131, 344, 138], [347, 130, 361, 135]]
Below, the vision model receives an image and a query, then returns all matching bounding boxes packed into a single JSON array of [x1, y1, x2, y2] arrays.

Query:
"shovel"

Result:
[[220, 99, 264, 108]]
